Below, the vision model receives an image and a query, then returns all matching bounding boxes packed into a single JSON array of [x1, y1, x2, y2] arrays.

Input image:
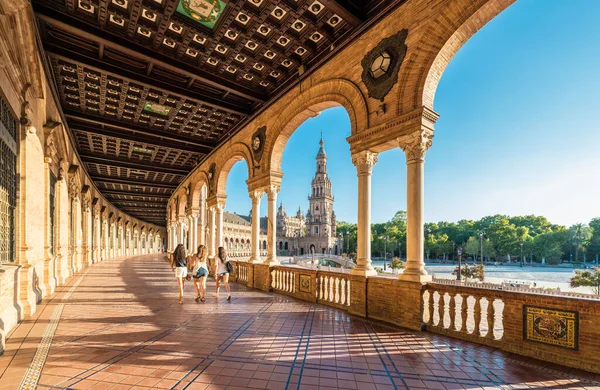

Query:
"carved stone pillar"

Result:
[[82, 198, 91, 267], [200, 200, 207, 246], [265, 186, 279, 265], [216, 203, 225, 250], [249, 190, 263, 263], [398, 129, 434, 282], [208, 207, 216, 258], [350, 151, 378, 277]]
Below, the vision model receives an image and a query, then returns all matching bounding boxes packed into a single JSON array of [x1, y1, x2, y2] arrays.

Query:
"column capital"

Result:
[[398, 128, 434, 162], [265, 185, 280, 199], [351, 151, 379, 175], [249, 190, 264, 202]]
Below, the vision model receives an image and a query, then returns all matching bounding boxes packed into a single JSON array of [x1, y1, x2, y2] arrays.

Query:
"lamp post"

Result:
[[520, 242, 524, 267], [383, 235, 388, 271], [345, 230, 350, 255], [479, 231, 484, 264], [457, 247, 463, 281], [452, 242, 456, 262]]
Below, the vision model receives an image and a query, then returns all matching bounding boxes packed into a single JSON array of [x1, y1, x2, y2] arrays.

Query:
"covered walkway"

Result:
[[0, 255, 597, 390]]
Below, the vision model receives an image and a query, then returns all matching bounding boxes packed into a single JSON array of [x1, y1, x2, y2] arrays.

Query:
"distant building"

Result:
[[222, 137, 342, 257]]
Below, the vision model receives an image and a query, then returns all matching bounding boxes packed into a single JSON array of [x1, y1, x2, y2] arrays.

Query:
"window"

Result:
[[0, 96, 17, 263], [314, 227, 319, 234]]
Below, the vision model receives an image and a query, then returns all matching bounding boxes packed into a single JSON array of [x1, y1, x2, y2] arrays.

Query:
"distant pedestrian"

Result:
[[213, 246, 231, 301], [170, 244, 187, 304], [189, 245, 208, 302]]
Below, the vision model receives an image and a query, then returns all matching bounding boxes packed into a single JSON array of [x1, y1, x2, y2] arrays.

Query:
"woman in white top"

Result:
[[188, 245, 209, 302], [213, 246, 231, 301]]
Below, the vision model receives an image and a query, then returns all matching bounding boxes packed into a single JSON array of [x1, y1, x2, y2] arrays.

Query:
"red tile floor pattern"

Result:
[[0, 255, 599, 390]]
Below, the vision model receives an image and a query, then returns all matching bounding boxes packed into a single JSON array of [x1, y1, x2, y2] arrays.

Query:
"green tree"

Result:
[[424, 233, 437, 260], [533, 231, 566, 263], [463, 236, 480, 261], [569, 223, 592, 263], [570, 267, 600, 295], [452, 264, 485, 282], [390, 257, 405, 271]]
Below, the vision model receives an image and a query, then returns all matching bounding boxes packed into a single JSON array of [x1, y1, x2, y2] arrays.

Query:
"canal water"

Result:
[[371, 262, 592, 293]]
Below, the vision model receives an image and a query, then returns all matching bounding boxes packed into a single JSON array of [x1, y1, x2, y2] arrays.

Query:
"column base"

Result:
[[248, 256, 263, 264], [398, 273, 432, 282], [350, 268, 377, 277], [264, 257, 279, 266]]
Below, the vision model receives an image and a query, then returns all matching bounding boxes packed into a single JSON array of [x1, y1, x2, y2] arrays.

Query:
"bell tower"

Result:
[[307, 135, 334, 238]]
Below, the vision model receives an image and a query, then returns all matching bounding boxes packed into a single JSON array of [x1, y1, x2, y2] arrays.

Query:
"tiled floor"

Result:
[[1, 255, 599, 390]]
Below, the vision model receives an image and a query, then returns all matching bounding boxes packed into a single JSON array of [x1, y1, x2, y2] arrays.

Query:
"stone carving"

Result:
[[397, 129, 433, 161], [249, 190, 264, 202], [207, 163, 216, 193], [361, 29, 408, 101], [68, 176, 80, 200], [351, 151, 378, 175], [299, 274, 311, 293], [251, 126, 267, 163]]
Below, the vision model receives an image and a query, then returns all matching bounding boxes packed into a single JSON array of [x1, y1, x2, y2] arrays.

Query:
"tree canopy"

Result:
[[337, 212, 600, 263]]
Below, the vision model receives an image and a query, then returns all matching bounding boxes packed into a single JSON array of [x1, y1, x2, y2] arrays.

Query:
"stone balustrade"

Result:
[[219, 260, 600, 375]]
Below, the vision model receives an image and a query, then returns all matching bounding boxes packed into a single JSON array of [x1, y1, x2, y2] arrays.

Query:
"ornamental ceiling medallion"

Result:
[[361, 29, 408, 101], [177, 0, 227, 29]]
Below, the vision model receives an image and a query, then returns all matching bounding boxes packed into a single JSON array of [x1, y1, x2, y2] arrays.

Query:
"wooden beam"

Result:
[[47, 51, 251, 116], [319, 0, 362, 26], [79, 153, 189, 176], [36, 12, 266, 103], [101, 189, 171, 198], [93, 176, 178, 189], [67, 113, 213, 153], [70, 122, 210, 154]]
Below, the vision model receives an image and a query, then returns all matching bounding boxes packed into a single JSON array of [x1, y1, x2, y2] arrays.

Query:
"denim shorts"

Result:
[[193, 267, 208, 278]]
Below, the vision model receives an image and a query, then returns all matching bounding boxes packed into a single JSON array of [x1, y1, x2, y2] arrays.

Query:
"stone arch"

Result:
[[215, 142, 253, 196], [190, 176, 209, 209], [177, 192, 187, 217], [267, 79, 368, 173], [398, 0, 515, 114]]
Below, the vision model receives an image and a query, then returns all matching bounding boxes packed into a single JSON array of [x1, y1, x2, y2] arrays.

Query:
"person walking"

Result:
[[213, 246, 231, 301], [170, 243, 187, 304], [189, 245, 209, 302]]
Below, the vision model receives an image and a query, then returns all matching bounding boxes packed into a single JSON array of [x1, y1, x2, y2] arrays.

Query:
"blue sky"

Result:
[[225, 0, 600, 227]]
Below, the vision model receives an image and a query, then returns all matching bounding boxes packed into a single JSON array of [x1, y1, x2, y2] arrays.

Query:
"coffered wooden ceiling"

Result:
[[33, 0, 400, 226]]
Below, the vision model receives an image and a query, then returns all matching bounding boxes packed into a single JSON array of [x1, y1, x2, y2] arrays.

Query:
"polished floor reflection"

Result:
[[0, 254, 598, 390]]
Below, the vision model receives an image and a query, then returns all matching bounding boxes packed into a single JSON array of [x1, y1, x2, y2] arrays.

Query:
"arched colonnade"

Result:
[[166, 0, 516, 281]]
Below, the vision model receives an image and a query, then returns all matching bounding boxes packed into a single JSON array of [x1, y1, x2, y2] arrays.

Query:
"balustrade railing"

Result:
[[423, 283, 504, 343], [317, 272, 350, 308], [271, 267, 296, 293], [237, 262, 249, 284]]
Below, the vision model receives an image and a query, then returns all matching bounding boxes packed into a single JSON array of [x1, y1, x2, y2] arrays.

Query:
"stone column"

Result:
[[350, 151, 378, 277], [177, 218, 186, 251], [216, 203, 224, 250], [398, 129, 433, 282], [199, 200, 207, 246], [208, 207, 216, 257], [93, 208, 100, 263], [82, 199, 91, 267], [249, 190, 263, 263], [192, 213, 199, 253], [265, 186, 279, 265]]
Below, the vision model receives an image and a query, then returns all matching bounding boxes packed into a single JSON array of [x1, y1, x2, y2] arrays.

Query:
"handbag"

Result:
[[225, 260, 234, 274]]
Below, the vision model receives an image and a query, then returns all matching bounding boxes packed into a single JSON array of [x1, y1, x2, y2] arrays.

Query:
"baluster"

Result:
[[346, 280, 350, 305], [439, 292, 446, 329], [319, 276, 324, 299], [323, 277, 328, 301], [291, 272, 295, 292], [473, 296, 481, 336], [486, 298, 495, 340], [449, 294, 456, 331], [288, 272, 292, 292], [428, 290, 435, 325], [329, 277, 334, 302], [340, 279, 346, 305], [271, 270, 275, 288], [335, 278, 340, 303], [460, 294, 468, 333]]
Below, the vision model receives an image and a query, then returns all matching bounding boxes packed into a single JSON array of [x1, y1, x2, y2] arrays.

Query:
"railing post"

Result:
[[460, 294, 468, 332], [486, 298, 495, 340], [449, 294, 456, 331], [473, 296, 481, 336], [428, 292, 435, 326], [439, 292, 447, 329]]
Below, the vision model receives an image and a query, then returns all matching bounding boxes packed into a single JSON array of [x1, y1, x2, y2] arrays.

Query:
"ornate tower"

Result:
[[306, 136, 334, 238]]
